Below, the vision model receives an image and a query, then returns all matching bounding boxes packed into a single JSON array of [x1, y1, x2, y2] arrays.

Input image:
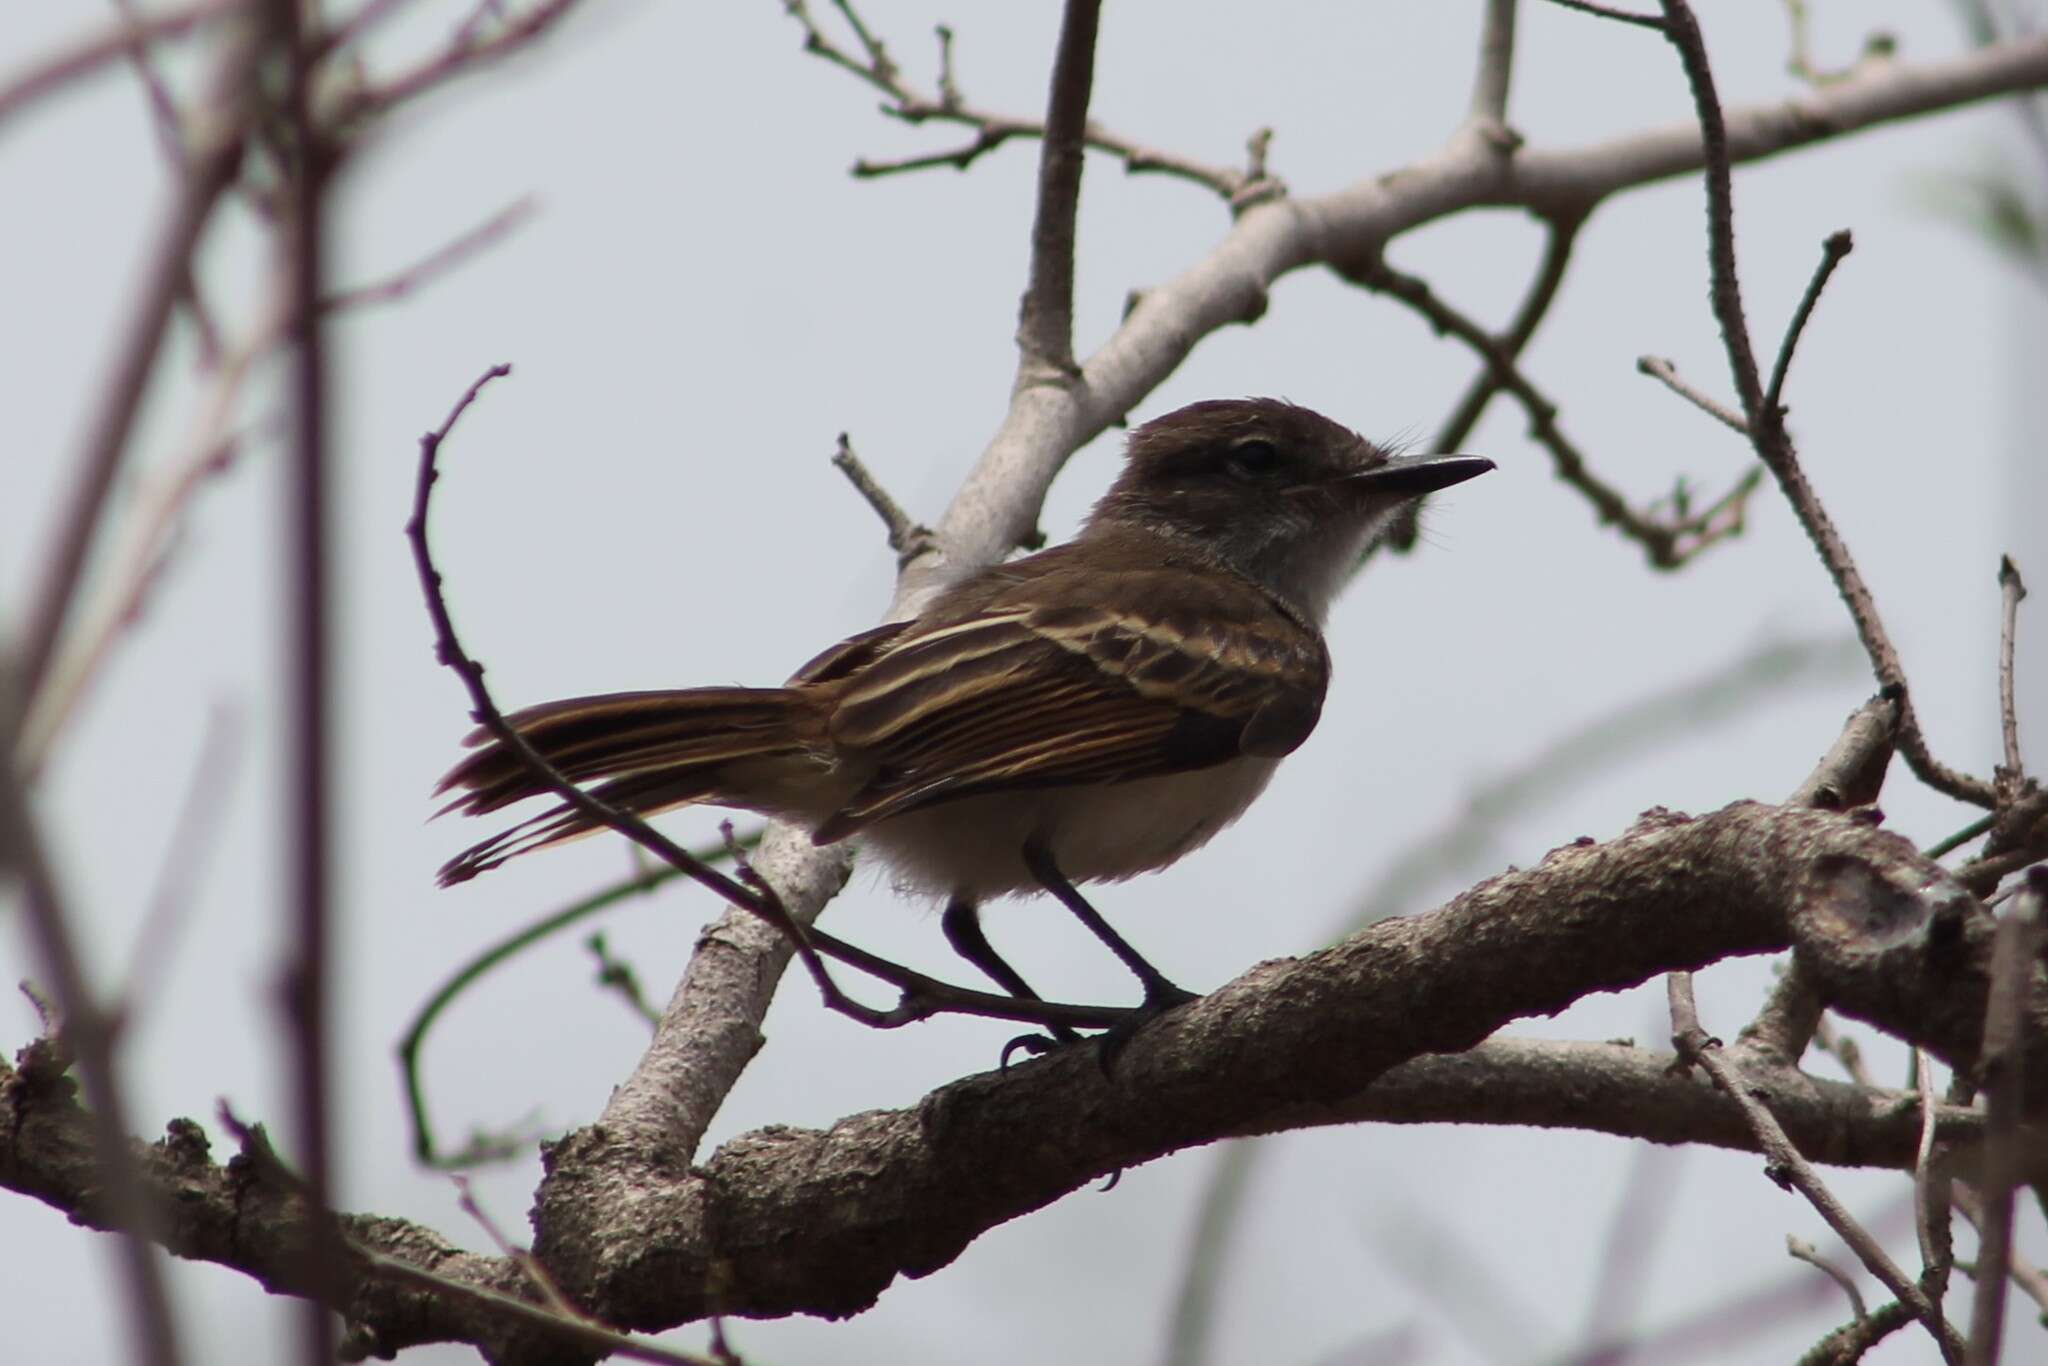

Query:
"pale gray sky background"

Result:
[[4, 2, 2044, 1363]]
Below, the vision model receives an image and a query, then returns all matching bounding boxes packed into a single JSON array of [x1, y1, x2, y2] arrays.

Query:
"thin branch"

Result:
[[788, 2, 1267, 203], [350, 1243, 721, 1366], [18, 202, 535, 772], [1930, 813, 1999, 860], [831, 433, 935, 566], [276, 0, 340, 1355], [338, 0, 587, 121], [1913, 1049, 1956, 1307], [1997, 555, 2027, 796], [1952, 1180, 2048, 1324], [12, 22, 257, 713], [0, 667, 185, 1366], [321, 197, 537, 312], [115, 702, 244, 1028], [1651, 0, 1999, 808], [1359, 254, 1760, 569], [1469, 0, 1519, 124], [1796, 1300, 1917, 1366], [1666, 970, 1966, 1362], [1543, 0, 1666, 28], [1637, 354, 1749, 434], [1788, 1235, 1867, 1321], [452, 1175, 580, 1319], [1964, 873, 2046, 1366], [1764, 228, 1855, 417], [401, 858, 691, 1167], [1015, 0, 1101, 378], [0, 0, 239, 129]]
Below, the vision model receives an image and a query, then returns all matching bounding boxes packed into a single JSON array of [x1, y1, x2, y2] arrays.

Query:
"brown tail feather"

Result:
[[435, 687, 825, 885]]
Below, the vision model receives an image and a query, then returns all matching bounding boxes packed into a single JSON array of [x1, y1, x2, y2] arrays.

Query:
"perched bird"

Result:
[[437, 398, 1491, 1037]]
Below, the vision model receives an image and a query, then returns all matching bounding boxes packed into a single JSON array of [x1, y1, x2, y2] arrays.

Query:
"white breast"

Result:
[[854, 755, 1283, 902]]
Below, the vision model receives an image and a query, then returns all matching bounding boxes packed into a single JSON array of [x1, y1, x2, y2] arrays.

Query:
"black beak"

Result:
[[1339, 453, 1496, 496]]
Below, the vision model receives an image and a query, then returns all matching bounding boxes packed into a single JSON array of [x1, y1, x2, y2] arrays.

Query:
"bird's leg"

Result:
[[1021, 839, 1198, 1017], [942, 898, 1082, 1060]]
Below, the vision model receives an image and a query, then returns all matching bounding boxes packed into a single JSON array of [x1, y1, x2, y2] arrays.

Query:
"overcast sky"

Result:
[[5, 2, 2045, 1363]]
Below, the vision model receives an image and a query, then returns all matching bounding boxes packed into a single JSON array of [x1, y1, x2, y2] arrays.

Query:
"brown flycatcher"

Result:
[[437, 398, 1492, 1042]]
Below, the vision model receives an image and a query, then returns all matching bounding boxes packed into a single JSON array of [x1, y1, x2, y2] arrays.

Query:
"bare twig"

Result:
[[1930, 813, 1999, 860], [115, 703, 244, 1027], [1637, 354, 1749, 434], [788, 1, 1265, 203], [321, 198, 538, 312], [1666, 971, 1965, 1362], [0, 0, 239, 129], [1647, 0, 1997, 809], [1764, 229, 1854, 417], [1951, 1181, 2048, 1323], [1997, 555, 2027, 797], [1360, 254, 1760, 569], [0, 667, 185, 1366], [452, 1175, 580, 1318], [12, 23, 257, 712], [338, 0, 587, 121], [1789, 1235, 1867, 1321], [1913, 1048, 1956, 1306], [586, 932, 662, 1028], [19, 202, 535, 771], [831, 433, 936, 566], [1543, 0, 1666, 28], [1964, 873, 2046, 1366], [1797, 1300, 1917, 1366], [1398, 211, 1582, 552], [351, 1243, 720, 1366], [1015, 0, 1101, 379]]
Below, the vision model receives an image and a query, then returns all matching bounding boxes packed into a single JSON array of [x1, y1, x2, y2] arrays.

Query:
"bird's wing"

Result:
[[812, 565, 1328, 840]]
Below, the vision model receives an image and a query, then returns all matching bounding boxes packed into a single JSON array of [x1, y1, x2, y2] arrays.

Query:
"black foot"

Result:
[[1093, 982, 1199, 1074], [999, 1025, 1082, 1071]]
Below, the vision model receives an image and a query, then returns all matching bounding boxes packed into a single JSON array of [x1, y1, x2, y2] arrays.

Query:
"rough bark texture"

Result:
[[11, 801, 2037, 1362]]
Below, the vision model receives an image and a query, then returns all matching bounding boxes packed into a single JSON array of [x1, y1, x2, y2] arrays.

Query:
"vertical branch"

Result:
[[0, 667, 184, 1366], [1997, 555, 2027, 794], [11, 20, 257, 712], [1468, 0, 1519, 124], [1014, 0, 1102, 379], [1653, 0, 1997, 809], [273, 0, 337, 1359], [1964, 873, 2046, 1366]]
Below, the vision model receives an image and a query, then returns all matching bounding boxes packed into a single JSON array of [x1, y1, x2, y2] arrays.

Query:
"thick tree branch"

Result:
[[8, 800, 2038, 1358]]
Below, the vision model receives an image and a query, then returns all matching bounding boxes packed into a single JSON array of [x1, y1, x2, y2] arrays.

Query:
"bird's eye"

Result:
[[1223, 439, 1282, 482]]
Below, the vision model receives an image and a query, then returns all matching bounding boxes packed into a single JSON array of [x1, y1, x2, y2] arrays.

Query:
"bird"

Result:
[[436, 397, 1492, 1041]]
